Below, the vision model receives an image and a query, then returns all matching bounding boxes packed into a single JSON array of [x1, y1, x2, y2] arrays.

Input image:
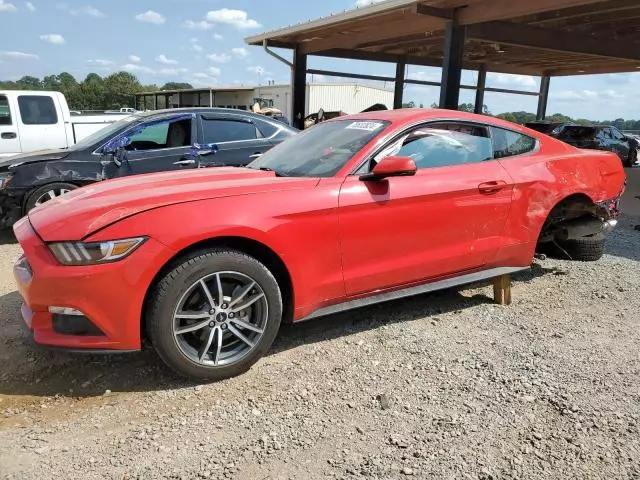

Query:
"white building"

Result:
[[136, 83, 394, 123]]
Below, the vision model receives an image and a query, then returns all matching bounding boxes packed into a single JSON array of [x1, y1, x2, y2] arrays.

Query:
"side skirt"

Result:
[[299, 266, 528, 322]]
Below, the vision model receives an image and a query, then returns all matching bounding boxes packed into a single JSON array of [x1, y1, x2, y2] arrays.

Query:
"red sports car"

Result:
[[13, 109, 625, 380]]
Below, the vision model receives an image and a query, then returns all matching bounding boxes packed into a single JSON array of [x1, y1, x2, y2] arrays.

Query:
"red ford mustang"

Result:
[[13, 109, 625, 380]]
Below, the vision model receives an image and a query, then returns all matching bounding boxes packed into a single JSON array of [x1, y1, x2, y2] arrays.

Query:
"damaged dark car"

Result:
[[0, 108, 297, 228]]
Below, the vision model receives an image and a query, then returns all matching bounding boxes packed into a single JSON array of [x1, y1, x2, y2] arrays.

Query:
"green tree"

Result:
[[103, 71, 142, 109], [16, 76, 42, 90], [161, 82, 193, 90], [402, 101, 416, 108]]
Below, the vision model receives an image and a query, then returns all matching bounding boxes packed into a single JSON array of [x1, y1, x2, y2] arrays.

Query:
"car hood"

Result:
[[0, 148, 72, 169], [29, 167, 319, 241]]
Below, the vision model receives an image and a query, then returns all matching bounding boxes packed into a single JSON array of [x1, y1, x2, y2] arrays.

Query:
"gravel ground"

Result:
[[1, 181, 639, 480]]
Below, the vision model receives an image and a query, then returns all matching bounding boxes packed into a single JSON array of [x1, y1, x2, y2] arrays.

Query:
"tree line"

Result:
[[0, 72, 193, 111], [2, 72, 637, 129]]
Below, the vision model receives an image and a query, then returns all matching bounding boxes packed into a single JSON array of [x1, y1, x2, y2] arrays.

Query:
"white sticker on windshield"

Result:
[[346, 121, 384, 132]]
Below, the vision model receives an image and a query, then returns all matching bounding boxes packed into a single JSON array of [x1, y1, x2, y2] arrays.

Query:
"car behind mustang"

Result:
[[13, 109, 625, 381]]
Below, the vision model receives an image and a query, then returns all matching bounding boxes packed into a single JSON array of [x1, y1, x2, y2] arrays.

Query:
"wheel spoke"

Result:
[[199, 279, 217, 309], [175, 312, 209, 320], [212, 327, 223, 365], [198, 327, 217, 362], [227, 324, 255, 348], [230, 318, 264, 334], [215, 273, 224, 307], [228, 281, 256, 308], [230, 293, 265, 313], [175, 318, 211, 335], [46, 190, 56, 200]]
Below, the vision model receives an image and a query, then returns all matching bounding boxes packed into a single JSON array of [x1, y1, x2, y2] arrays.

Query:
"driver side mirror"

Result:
[[103, 135, 131, 167], [359, 156, 417, 182]]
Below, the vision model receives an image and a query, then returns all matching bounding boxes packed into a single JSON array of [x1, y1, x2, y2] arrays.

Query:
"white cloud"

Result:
[[182, 20, 211, 30], [232, 47, 249, 58], [159, 67, 188, 76], [192, 44, 204, 53], [193, 72, 209, 79], [212, 33, 223, 41], [120, 64, 154, 74], [207, 66, 221, 77], [128, 55, 141, 63], [189, 37, 198, 43], [206, 52, 231, 63], [0, 51, 39, 59], [135, 10, 165, 25], [205, 9, 260, 29], [70, 5, 104, 17], [355, 0, 384, 6], [247, 65, 270, 76], [492, 73, 537, 88], [40, 34, 66, 45], [25, 2, 35, 11], [88, 59, 113, 66], [408, 70, 440, 82], [0, 0, 17, 12], [156, 54, 178, 65]]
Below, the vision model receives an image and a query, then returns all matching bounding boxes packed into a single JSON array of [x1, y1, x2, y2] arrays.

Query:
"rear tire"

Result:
[[24, 182, 78, 213], [147, 249, 282, 382], [558, 233, 605, 262]]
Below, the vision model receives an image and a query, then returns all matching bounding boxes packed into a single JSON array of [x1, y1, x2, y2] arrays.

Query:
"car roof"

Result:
[[331, 108, 537, 134]]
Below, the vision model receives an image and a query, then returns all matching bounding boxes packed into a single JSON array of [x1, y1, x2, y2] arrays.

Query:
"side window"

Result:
[[611, 128, 624, 140], [602, 128, 613, 139], [127, 118, 192, 150], [0, 95, 11, 126], [202, 119, 258, 143], [490, 127, 536, 159], [253, 117, 280, 138], [18, 95, 58, 125], [391, 122, 493, 169]]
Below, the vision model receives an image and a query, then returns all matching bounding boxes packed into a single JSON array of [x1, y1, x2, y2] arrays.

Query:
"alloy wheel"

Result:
[[34, 188, 72, 207], [172, 271, 268, 366]]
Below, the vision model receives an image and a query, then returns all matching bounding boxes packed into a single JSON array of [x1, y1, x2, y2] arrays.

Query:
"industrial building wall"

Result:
[[213, 91, 255, 109], [252, 85, 291, 118], [307, 84, 393, 115]]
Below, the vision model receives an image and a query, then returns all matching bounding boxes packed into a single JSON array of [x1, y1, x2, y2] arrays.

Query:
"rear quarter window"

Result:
[[0, 95, 11, 125], [18, 95, 58, 125], [490, 127, 536, 159]]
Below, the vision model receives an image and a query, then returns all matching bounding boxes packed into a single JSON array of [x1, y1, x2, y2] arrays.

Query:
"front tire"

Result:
[[626, 148, 637, 168], [24, 182, 78, 213], [147, 249, 282, 381]]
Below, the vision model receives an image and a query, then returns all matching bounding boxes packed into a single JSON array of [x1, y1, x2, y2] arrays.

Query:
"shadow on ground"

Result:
[[0, 263, 555, 399], [0, 230, 17, 245]]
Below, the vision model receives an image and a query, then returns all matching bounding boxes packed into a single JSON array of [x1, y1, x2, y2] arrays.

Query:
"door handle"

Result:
[[1, 132, 17, 139], [173, 159, 196, 166], [249, 152, 263, 159], [478, 180, 507, 194]]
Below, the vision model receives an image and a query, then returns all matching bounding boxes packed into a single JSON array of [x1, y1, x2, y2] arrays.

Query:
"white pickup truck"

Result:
[[0, 90, 131, 158]]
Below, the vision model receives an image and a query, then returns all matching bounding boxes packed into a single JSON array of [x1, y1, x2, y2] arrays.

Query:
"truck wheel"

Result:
[[146, 249, 282, 382], [25, 182, 78, 213], [558, 233, 605, 262]]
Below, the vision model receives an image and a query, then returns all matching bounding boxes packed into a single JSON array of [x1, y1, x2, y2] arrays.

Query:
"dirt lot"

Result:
[[1, 171, 639, 480]]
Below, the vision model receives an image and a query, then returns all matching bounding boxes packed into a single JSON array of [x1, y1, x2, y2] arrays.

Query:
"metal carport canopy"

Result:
[[245, 0, 640, 128]]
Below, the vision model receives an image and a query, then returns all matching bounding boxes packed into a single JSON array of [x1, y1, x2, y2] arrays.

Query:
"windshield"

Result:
[[557, 126, 596, 140], [71, 115, 141, 151], [248, 119, 389, 177]]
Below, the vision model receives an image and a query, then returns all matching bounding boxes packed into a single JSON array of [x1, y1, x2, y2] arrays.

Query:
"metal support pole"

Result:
[[439, 10, 465, 110], [537, 76, 550, 120], [209, 89, 213, 107], [394, 59, 406, 109], [154, 94, 158, 110], [474, 65, 486, 114], [292, 46, 307, 130]]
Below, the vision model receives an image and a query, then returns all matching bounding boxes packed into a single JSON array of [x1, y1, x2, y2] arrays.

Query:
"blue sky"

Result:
[[0, 0, 639, 120]]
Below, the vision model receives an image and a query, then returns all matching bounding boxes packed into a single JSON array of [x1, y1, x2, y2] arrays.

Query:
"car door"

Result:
[[118, 114, 198, 176], [197, 114, 274, 167], [338, 121, 514, 296], [0, 94, 21, 156], [609, 127, 630, 160], [14, 94, 67, 152]]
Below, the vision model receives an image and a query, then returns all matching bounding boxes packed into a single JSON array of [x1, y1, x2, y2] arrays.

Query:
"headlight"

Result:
[[0, 172, 13, 189], [48, 237, 146, 266]]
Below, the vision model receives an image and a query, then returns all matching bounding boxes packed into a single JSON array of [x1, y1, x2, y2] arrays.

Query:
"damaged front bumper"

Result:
[[0, 190, 25, 229]]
